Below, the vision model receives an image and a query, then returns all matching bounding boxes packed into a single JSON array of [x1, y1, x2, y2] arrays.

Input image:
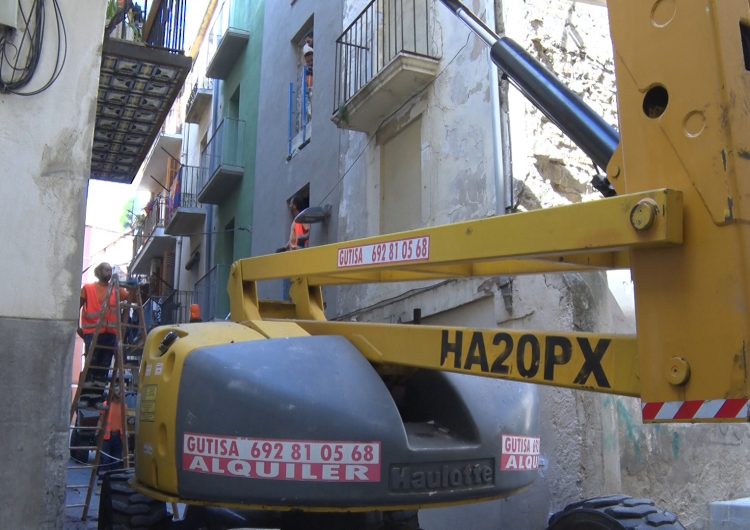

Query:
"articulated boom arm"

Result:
[[230, 0, 750, 424]]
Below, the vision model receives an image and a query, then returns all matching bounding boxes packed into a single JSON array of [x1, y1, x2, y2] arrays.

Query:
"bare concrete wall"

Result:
[[0, 1, 106, 528]]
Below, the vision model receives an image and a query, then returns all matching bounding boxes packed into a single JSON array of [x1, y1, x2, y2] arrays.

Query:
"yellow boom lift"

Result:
[[97, 0, 750, 528]]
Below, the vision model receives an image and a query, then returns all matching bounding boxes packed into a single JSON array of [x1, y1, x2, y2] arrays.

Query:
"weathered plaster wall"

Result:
[[0, 1, 106, 528], [500, 0, 617, 212], [252, 0, 344, 301], [335, 0, 498, 317]]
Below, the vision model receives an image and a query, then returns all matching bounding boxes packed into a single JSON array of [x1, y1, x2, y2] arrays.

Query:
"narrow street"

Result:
[[64, 458, 99, 530]]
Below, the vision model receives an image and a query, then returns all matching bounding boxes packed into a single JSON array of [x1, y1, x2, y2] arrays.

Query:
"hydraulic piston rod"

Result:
[[439, 0, 620, 194]]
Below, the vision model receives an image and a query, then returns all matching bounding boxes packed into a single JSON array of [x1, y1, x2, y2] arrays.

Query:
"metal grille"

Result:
[[334, 0, 433, 115], [146, 0, 187, 53]]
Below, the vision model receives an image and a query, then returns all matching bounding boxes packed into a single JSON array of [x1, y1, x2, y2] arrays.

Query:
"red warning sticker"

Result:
[[182, 433, 381, 482], [500, 434, 540, 471]]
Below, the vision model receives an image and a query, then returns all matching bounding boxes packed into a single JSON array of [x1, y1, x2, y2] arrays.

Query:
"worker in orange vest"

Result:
[[99, 389, 125, 475], [286, 195, 310, 250], [78, 263, 129, 391], [189, 303, 202, 323]]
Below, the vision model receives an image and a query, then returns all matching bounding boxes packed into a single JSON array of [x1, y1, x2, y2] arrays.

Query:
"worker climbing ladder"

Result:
[[65, 276, 148, 521]]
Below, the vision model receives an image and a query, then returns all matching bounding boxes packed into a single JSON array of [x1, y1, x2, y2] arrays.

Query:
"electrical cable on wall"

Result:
[[0, 0, 67, 95]]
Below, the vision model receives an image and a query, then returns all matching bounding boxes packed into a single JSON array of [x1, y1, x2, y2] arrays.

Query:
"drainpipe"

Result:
[[499, 76, 513, 212], [487, 1, 507, 215]]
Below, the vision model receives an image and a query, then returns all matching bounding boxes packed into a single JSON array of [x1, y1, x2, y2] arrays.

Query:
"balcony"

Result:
[[185, 77, 214, 124], [194, 264, 230, 321], [206, 0, 249, 80], [197, 117, 245, 204], [332, 0, 439, 133], [165, 165, 206, 236], [161, 290, 195, 325], [91, 0, 192, 184], [130, 195, 175, 274]]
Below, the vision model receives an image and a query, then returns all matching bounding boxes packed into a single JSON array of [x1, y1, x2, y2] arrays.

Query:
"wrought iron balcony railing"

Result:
[[186, 76, 214, 123], [169, 165, 201, 212], [197, 117, 245, 203], [334, 0, 433, 114], [206, 0, 249, 80], [165, 165, 206, 236], [160, 289, 194, 325], [144, 0, 187, 53], [132, 194, 168, 255], [194, 264, 229, 321]]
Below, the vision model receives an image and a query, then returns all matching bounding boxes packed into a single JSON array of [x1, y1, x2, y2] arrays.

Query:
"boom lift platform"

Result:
[[99, 0, 750, 528]]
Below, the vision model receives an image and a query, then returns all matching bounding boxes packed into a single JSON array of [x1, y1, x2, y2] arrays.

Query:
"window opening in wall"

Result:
[[280, 185, 310, 300], [282, 184, 310, 251], [288, 26, 315, 159], [381, 117, 422, 234]]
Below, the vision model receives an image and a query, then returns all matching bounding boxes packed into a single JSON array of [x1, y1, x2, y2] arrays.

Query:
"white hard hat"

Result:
[[303, 44, 313, 56]]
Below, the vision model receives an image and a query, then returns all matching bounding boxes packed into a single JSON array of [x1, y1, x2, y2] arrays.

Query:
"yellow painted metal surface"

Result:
[[226, 192, 678, 399], [293, 321, 640, 396], [135, 322, 266, 494], [236, 190, 680, 286], [608, 0, 750, 406]]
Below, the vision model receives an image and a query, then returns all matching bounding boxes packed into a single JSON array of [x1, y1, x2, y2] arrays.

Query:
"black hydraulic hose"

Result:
[[439, 0, 620, 174], [490, 38, 619, 172]]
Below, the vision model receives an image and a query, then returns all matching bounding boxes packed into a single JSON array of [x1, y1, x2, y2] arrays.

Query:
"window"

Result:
[[285, 184, 310, 250], [380, 117, 422, 234], [288, 24, 314, 158]]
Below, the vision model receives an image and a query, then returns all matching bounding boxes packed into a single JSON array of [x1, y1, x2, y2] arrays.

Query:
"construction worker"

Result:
[[189, 303, 202, 323], [78, 263, 128, 390], [99, 388, 125, 475], [286, 195, 310, 250]]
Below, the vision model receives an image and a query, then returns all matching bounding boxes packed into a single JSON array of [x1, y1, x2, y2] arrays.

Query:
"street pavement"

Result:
[[64, 457, 100, 530]]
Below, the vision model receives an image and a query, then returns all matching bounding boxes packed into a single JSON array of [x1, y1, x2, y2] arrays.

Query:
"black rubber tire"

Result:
[[382, 510, 423, 530], [98, 469, 171, 530], [546, 495, 686, 529]]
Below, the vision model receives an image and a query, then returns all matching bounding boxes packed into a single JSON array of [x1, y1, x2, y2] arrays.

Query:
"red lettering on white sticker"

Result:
[[337, 236, 430, 269], [500, 434, 540, 472], [183, 433, 381, 482]]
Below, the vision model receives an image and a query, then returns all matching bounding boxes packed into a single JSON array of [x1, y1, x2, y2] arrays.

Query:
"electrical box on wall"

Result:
[[0, 0, 18, 30]]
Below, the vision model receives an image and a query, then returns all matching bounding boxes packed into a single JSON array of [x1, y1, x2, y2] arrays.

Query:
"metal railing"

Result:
[[194, 264, 229, 321], [145, 0, 187, 52], [133, 194, 167, 256], [199, 117, 245, 188], [334, 0, 433, 114], [187, 77, 214, 111], [142, 296, 165, 329], [207, 0, 233, 57], [167, 165, 202, 223], [161, 290, 194, 325]]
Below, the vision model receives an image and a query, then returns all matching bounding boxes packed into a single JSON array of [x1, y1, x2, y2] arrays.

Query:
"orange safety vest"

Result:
[[293, 222, 309, 248], [103, 400, 124, 440], [81, 283, 120, 335]]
